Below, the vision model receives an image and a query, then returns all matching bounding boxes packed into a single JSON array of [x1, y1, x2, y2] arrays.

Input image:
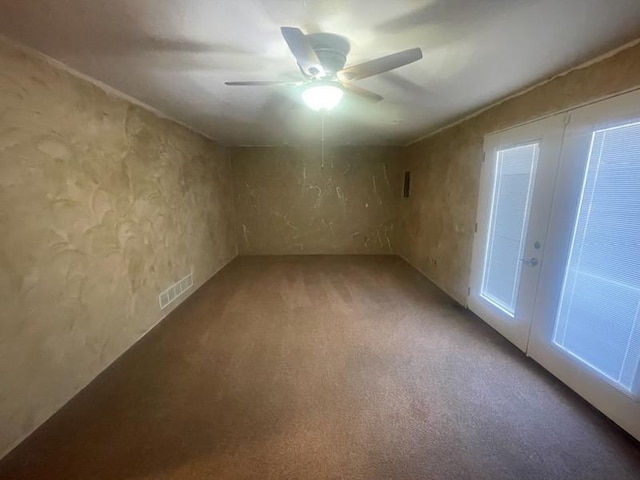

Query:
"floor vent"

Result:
[[158, 272, 194, 310]]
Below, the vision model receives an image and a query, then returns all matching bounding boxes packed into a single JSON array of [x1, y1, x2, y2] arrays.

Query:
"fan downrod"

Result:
[[306, 33, 351, 76]]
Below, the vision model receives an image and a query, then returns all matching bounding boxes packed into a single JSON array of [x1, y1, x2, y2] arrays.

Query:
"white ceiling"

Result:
[[1, 0, 639, 146]]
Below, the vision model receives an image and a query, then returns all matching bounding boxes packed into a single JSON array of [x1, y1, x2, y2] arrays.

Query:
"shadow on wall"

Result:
[[0, 37, 237, 459], [231, 146, 403, 255]]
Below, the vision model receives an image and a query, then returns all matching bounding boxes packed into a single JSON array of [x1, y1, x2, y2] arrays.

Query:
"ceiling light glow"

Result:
[[302, 82, 344, 111]]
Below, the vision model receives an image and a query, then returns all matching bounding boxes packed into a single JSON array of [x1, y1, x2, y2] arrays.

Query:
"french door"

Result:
[[468, 114, 566, 352], [470, 90, 640, 440]]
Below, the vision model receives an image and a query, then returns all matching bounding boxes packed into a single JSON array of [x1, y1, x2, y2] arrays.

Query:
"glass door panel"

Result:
[[529, 91, 640, 441], [469, 114, 566, 352], [553, 120, 640, 393], [481, 143, 539, 316]]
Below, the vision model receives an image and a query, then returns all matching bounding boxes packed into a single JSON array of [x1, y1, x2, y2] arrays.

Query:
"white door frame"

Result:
[[528, 90, 640, 441], [469, 114, 567, 352]]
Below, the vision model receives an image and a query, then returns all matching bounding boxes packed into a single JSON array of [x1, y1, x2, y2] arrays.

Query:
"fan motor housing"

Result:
[[306, 32, 351, 75]]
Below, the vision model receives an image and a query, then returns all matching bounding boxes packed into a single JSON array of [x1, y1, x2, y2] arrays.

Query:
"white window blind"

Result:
[[553, 120, 640, 393], [481, 143, 539, 315]]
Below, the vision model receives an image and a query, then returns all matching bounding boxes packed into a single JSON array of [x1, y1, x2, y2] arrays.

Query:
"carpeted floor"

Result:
[[0, 256, 639, 479]]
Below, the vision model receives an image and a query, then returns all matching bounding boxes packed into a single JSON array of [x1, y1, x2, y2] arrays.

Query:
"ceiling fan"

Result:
[[225, 27, 423, 111]]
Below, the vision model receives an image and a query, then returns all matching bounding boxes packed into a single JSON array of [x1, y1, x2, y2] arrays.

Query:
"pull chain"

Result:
[[321, 113, 326, 170]]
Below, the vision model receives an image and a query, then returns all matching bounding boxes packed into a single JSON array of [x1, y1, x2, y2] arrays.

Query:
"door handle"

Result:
[[520, 257, 539, 267]]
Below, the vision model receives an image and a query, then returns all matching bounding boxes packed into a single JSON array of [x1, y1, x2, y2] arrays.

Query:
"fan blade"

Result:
[[338, 47, 422, 82], [344, 84, 383, 102], [225, 81, 301, 86], [280, 27, 325, 77]]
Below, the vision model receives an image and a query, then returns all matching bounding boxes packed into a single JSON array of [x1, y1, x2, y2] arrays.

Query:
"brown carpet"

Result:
[[0, 256, 639, 479]]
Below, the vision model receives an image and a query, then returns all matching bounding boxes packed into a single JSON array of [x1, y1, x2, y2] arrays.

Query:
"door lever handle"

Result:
[[520, 257, 539, 267]]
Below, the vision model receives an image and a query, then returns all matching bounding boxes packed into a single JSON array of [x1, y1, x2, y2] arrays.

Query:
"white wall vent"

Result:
[[158, 272, 194, 310]]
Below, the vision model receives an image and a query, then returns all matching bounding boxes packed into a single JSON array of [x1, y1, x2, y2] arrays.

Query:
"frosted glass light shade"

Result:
[[302, 83, 344, 111]]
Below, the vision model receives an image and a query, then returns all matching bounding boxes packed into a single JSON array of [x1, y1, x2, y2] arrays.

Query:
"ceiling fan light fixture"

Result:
[[301, 82, 344, 111]]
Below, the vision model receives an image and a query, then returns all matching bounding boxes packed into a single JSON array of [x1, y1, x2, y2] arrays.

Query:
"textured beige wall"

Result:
[[232, 146, 402, 255], [397, 42, 640, 305], [0, 40, 237, 456]]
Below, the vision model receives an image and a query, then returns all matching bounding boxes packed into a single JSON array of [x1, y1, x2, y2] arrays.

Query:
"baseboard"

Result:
[[397, 253, 468, 309], [236, 252, 398, 256]]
